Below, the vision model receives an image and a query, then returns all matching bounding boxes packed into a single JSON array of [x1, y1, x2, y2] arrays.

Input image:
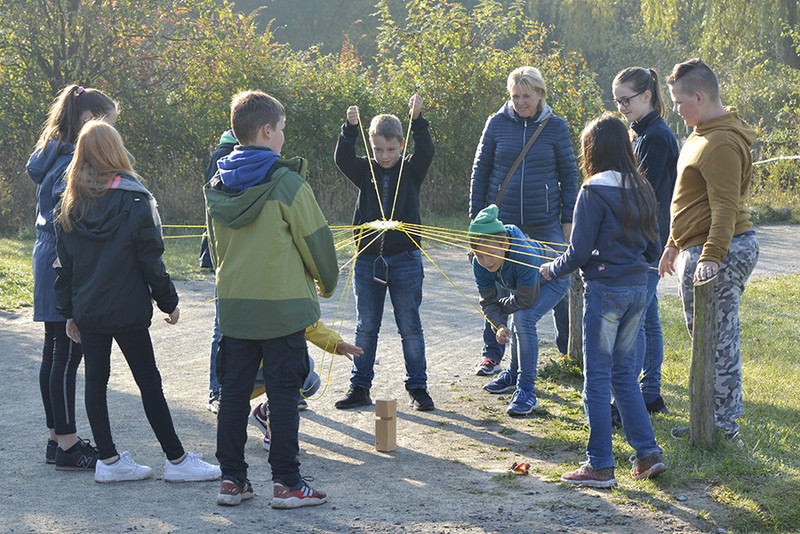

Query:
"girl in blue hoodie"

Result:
[[540, 114, 666, 488], [27, 84, 117, 470]]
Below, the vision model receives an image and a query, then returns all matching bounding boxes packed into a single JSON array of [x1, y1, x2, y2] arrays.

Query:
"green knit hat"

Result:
[[469, 205, 506, 236]]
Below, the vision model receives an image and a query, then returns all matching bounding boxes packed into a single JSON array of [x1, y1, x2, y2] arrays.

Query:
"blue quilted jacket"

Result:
[[469, 103, 578, 228]]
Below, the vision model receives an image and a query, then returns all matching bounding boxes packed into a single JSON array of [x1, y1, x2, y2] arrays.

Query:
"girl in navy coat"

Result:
[[541, 114, 666, 487], [612, 67, 679, 416], [27, 84, 117, 470]]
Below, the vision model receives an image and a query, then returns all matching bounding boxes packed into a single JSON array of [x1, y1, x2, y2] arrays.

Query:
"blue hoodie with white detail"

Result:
[[547, 170, 661, 287]]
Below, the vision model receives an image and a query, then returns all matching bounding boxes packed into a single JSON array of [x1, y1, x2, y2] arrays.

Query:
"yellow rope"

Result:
[[389, 110, 414, 221], [397, 225, 498, 331], [356, 109, 387, 221]]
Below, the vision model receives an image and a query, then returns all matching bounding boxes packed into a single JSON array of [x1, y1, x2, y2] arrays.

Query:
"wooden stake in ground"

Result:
[[690, 275, 718, 450]]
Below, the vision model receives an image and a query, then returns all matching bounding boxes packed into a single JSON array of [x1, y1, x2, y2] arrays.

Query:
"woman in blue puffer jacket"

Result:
[[469, 66, 578, 376]]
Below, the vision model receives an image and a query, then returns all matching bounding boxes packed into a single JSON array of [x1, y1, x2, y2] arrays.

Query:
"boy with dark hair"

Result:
[[660, 59, 759, 440], [333, 93, 435, 411], [205, 90, 338, 508]]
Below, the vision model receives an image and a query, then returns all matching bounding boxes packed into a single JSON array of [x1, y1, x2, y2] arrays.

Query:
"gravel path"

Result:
[[0, 225, 794, 533]]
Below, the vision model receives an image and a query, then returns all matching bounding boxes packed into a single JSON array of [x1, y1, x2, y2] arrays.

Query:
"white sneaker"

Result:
[[164, 451, 222, 482], [95, 451, 152, 483]]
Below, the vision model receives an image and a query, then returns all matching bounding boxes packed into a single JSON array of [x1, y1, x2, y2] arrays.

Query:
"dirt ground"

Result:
[[1, 225, 795, 534]]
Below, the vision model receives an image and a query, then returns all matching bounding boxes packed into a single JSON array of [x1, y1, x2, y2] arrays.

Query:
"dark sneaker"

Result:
[[670, 426, 689, 440], [271, 477, 327, 509], [248, 403, 271, 451], [216, 477, 255, 506], [483, 369, 515, 394], [298, 398, 308, 411], [55, 438, 99, 471], [334, 386, 371, 409], [610, 403, 622, 429], [645, 396, 668, 414], [631, 452, 667, 480], [475, 358, 502, 376], [408, 388, 435, 411], [505, 389, 539, 415], [46, 439, 57, 464], [207, 390, 220, 414], [561, 462, 617, 488]]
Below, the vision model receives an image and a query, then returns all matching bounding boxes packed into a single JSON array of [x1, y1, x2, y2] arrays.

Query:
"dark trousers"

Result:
[[39, 321, 82, 435], [215, 331, 309, 486], [81, 329, 184, 461]]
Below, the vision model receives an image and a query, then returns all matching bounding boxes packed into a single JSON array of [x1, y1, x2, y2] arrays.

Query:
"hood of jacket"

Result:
[[499, 101, 554, 125], [27, 140, 74, 185], [206, 156, 305, 229], [694, 108, 756, 147], [217, 146, 280, 192], [70, 174, 157, 241], [218, 129, 237, 147]]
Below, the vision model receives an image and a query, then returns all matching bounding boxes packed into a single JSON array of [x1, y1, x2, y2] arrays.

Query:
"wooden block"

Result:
[[375, 398, 397, 419], [375, 398, 397, 451], [375, 418, 396, 451]]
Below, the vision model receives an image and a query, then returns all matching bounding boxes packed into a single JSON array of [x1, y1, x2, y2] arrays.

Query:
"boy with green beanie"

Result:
[[469, 205, 569, 415]]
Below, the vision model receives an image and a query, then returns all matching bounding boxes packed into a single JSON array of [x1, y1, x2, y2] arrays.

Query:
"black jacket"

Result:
[[334, 115, 434, 256], [54, 173, 178, 334]]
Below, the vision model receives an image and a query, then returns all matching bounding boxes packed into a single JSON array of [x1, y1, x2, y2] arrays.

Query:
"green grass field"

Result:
[[2, 232, 798, 532]]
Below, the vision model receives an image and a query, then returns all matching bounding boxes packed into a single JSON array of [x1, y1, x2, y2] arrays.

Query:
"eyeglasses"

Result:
[[613, 92, 642, 108]]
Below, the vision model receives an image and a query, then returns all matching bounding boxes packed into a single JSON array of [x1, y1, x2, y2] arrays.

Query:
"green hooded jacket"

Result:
[[204, 157, 338, 340]]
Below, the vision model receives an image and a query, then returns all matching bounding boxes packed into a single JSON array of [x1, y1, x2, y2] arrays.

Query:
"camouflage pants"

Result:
[[676, 232, 759, 435]]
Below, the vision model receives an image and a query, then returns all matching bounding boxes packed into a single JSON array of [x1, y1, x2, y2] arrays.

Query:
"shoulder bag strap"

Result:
[[494, 116, 551, 207]]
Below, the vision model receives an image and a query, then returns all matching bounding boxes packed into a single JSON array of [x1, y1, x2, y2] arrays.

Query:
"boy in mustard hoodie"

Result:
[[659, 59, 759, 441]]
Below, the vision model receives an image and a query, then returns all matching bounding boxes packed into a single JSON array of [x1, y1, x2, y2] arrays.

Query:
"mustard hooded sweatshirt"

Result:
[[667, 109, 757, 264]]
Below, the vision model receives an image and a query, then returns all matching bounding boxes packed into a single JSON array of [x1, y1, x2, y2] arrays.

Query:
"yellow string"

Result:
[[389, 109, 414, 221], [356, 109, 387, 221], [397, 225, 498, 331]]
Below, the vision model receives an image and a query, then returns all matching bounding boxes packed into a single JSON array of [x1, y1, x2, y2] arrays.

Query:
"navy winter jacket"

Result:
[[54, 174, 178, 334], [335, 115, 434, 257], [631, 110, 679, 247], [547, 171, 661, 287], [469, 103, 578, 228], [26, 140, 74, 322]]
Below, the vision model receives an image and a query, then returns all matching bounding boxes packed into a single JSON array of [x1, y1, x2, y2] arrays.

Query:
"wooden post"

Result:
[[689, 275, 718, 450], [567, 273, 584, 369], [375, 399, 397, 452]]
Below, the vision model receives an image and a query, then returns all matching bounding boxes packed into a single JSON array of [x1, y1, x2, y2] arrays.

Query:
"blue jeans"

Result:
[[504, 277, 570, 393], [352, 250, 426, 390], [636, 266, 664, 402], [583, 281, 661, 469], [215, 331, 309, 486], [209, 295, 221, 394]]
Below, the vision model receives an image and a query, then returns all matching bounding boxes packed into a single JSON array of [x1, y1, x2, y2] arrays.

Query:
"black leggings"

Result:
[[39, 321, 82, 435], [81, 329, 184, 461]]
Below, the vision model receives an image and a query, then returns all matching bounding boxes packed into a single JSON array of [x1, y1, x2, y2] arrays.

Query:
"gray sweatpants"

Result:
[[676, 232, 759, 436]]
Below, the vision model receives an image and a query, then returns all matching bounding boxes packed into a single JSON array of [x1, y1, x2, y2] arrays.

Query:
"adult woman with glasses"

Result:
[[469, 66, 578, 379], [611, 67, 679, 420]]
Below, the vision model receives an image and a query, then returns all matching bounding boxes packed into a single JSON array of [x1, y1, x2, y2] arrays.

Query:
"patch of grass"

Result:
[[161, 229, 207, 280], [0, 237, 34, 310], [491, 472, 523, 488], [498, 426, 515, 436]]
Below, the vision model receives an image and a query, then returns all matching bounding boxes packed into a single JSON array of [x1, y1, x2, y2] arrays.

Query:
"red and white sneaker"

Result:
[[216, 477, 254, 506], [271, 477, 327, 509], [248, 403, 271, 451]]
